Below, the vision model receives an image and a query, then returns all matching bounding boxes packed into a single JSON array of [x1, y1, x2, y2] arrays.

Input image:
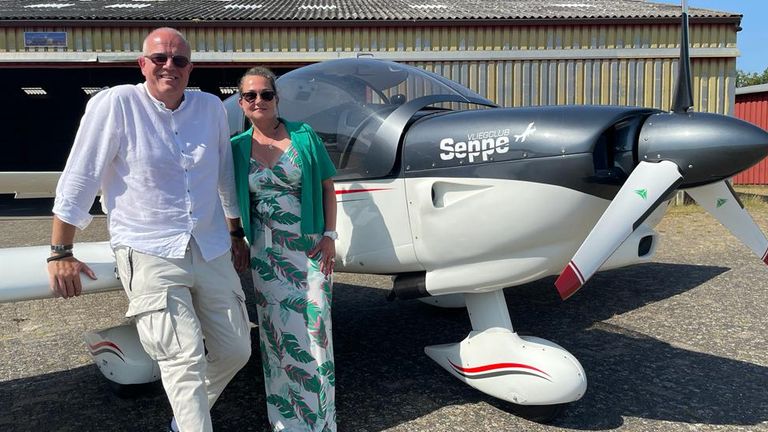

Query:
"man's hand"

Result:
[[47, 256, 97, 299], [231, 237, 250, 273]]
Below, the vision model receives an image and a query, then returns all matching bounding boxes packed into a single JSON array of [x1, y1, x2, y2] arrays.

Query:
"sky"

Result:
[[655, 0, 768, 73]]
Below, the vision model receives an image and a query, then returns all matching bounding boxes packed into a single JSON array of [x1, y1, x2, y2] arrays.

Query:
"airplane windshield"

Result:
[[277, 58, 493, 179]]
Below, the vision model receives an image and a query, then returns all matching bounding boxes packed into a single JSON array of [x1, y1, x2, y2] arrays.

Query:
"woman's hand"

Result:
[[308, 236, 336, 276]]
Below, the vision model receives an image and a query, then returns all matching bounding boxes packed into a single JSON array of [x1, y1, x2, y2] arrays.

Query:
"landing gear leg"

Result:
[[424, 290, 586, 422]]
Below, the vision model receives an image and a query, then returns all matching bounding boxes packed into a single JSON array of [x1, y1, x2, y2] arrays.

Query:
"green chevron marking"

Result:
[[716, 198, 728, 208], [635, 189, 648, 200]]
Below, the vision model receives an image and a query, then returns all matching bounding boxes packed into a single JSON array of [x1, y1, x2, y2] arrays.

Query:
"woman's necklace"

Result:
[[253, 120, 281, 150]]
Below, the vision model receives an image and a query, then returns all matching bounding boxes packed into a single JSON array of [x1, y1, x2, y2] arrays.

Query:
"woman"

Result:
[[231, 67, 338, 432]]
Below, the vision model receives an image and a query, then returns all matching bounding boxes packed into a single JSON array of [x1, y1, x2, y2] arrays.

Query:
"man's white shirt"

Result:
[[53, 83, 240, 261]]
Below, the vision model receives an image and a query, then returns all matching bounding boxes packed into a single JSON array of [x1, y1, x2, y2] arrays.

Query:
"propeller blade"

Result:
[[555, 161, 683, 300], [685, 181, 768, 265], [671, 1, 693, 113]]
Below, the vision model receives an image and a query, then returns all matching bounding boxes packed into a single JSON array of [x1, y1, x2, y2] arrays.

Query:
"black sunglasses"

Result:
[[240, 90, 276, 103], [144, 53, 191, 68]]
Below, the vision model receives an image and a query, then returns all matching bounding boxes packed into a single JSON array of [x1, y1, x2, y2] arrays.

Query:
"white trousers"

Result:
[[115, 240, 252, 432]]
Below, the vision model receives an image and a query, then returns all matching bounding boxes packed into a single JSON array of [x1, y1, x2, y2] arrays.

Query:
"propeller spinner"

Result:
[[555, 2, 768, 300]]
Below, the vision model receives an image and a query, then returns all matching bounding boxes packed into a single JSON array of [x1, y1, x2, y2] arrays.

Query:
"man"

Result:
[[47, 27, 251, 432]]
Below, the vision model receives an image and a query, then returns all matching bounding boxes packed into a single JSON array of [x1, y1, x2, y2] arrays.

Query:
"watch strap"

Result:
[[50, 244, 73, 253]]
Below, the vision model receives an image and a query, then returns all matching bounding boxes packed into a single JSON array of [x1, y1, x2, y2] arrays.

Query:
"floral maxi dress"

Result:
[[248, 145, 336, 432]]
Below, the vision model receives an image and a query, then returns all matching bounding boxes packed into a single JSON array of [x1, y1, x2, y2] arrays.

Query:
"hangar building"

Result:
[[0, 0, 741, 171]]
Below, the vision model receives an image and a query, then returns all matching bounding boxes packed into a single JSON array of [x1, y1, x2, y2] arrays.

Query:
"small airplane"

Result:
[[2, 1, 768, 423]]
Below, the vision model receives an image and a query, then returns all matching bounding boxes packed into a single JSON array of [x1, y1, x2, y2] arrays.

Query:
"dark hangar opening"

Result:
[[1, 65, 294, 171]]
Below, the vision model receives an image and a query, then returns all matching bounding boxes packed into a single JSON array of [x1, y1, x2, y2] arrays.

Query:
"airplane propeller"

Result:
[[555, 1, 768, 300], [685, 181, 768, 264], [556, 161, 683, 299]]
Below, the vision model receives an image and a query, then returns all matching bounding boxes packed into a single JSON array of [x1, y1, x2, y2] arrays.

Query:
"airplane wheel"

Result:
[[508, 402, 566, 424], [107, 380, 162, 399]]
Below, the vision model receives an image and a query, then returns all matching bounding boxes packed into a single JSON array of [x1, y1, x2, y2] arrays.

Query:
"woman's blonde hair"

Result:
[[238, 66, 278, 94]]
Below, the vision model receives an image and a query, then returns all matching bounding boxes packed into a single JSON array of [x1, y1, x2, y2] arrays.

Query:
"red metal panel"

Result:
[[733, 92, 768, 184]]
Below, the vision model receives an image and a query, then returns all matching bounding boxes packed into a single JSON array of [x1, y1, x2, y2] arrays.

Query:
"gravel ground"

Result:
[[0, 202, 767, 432]]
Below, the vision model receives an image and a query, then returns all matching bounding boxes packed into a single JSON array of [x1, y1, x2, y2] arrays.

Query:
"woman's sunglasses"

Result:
[[240, 90, 276, 103], [143, 53, 191, 68]]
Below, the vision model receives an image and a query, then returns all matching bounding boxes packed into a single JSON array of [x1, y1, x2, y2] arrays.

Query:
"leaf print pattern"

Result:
[[251, 257, 278, 282], [283, 334, 314, 363], [317, 361, 336, 387], [249, 145, 336, 431], [260, 339, 272, 377], [262, 315, 283, 363], [272, 228, 315, 252], [267, 394, 297, 420], [268, 252, 307, 286], [285, 364, 322, 393], [309, 317, 328, 349], [290, 386, 318, 428]]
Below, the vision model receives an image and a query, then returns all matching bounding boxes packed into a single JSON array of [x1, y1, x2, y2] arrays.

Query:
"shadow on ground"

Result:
[[1, 262, 766, 431]]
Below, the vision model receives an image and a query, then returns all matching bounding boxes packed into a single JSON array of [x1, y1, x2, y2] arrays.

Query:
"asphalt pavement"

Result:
[[0, 207, 767, 431]]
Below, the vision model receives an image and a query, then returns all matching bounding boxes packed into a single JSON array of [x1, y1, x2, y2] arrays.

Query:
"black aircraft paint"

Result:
[[223, 58, 768, 202]]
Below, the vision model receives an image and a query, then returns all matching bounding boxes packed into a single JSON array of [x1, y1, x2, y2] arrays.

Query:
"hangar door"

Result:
[[1, 66, 292, 171]]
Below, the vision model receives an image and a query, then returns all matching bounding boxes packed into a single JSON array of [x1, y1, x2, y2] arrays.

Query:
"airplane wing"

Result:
[[0, 242, 121, 303], [0, 171, 61, 198]]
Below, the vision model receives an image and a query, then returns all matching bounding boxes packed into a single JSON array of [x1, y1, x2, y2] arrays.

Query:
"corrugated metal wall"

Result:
[[733, 92, 768, 184], [0, 23, 738, 114]]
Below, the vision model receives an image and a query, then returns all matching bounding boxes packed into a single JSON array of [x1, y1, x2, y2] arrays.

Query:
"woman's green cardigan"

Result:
[[230, 120, 337, 244]]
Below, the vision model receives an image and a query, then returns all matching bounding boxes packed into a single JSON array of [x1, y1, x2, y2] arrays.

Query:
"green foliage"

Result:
[[737, 67, 768, 87]]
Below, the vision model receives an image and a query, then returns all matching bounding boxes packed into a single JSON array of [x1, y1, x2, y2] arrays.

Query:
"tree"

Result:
[[737, 67, 768, 87]]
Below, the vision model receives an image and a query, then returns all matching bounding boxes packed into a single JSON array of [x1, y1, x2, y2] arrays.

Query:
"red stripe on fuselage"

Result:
[[87, 340, 125, 355], [335, 188, 390, 195], [449, 360, 549, 377]]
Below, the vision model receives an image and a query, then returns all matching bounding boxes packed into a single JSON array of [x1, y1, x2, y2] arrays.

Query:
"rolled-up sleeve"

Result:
[[53, 90, 121, 229], [216, 102, 240, 219]]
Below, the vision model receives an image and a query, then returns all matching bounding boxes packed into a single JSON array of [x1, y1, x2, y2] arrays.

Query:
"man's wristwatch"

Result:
[[50, 244, 73, 253], [322, 230, 338, 240], [230, 227, 246, 239]]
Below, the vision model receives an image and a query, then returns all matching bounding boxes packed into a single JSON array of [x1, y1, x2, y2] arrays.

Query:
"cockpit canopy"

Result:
[[226, 58, 495, 179]]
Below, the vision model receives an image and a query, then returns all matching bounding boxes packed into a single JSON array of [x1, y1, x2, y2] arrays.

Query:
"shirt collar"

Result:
[[140, 82, 186, 112]]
